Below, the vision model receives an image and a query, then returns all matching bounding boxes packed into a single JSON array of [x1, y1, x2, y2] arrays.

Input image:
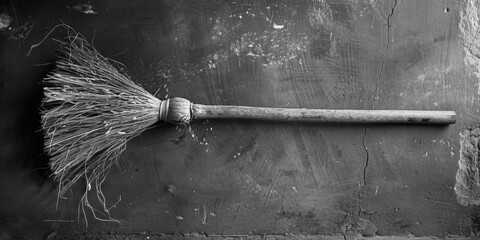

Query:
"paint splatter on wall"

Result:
[[0, 9, 34, 43], [68, 2, 98, 15], [0, 12, 11, 30], [204, 1, 335, 68]]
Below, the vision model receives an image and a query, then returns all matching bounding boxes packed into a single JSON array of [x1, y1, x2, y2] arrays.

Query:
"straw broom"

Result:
[[41, 30, 456, 222]]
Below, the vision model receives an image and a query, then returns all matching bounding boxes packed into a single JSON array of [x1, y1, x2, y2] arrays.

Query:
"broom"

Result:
[[41, 31, 456, 220]]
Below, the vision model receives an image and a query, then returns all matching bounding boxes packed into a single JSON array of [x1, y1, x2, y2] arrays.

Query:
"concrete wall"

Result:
[[0, 0, 479, 239]]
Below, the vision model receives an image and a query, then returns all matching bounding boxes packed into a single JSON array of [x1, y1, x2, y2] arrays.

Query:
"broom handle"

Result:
[[191, 104, 456, 124]]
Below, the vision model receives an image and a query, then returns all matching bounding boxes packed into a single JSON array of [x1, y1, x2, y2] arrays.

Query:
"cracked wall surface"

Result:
[[456, 0, 480, 208], [0, 0, 478, 239], [460, 0, 480, 90], [456, 127, 480, 206]]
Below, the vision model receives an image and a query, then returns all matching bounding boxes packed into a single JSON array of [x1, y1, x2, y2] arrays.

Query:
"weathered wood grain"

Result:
[[191, 103, 456, 124]]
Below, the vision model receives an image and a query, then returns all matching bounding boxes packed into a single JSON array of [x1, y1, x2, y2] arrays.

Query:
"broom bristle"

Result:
[[41, 32, 160, 201]]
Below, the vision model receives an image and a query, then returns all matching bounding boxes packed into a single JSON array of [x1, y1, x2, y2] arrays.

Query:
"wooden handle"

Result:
[[161, 98, 456, 125], [191, 104, 456, 124]]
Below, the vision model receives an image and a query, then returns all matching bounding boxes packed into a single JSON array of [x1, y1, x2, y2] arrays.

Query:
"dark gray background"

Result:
[[0, 0, 478, 238]]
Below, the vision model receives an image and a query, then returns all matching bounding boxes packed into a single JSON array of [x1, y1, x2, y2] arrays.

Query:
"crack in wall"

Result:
[[385, 0, 398, 50], [372, 0, 397, 109], [361, 124, 369, 189], [355, 125, 370, 222], [345, 1, 397, 235]]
